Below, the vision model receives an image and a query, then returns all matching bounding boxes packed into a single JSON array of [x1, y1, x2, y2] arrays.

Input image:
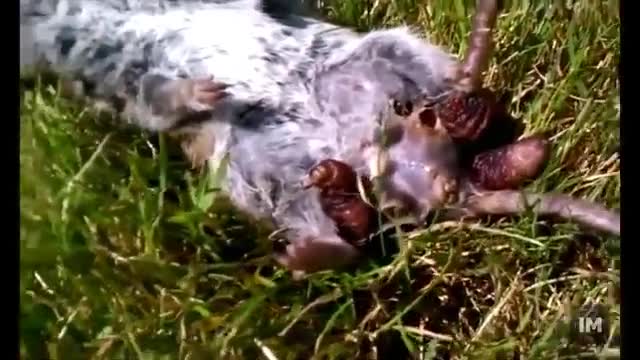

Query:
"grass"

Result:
[[20, 0, 620, 358]]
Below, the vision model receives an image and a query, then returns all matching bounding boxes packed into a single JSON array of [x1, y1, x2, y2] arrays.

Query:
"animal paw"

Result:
[[180, 131, 216, 169], [167, 124, 217, 169], [180, 76, 229, 113], [272, 235, 361, 274]]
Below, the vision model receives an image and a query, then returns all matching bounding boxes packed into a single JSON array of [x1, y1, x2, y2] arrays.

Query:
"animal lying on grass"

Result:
[[20, 0, 620, 277]]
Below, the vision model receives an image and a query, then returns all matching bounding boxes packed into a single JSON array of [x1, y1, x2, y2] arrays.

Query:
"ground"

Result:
[[20, 0, 620, 359]]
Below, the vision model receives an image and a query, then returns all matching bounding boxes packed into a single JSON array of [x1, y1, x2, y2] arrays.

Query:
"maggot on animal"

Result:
[[20, 0, 620, 277]]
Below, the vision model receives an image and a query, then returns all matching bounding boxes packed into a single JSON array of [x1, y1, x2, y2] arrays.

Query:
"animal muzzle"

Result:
[[365, 101, 462, 223], [377, 160, 459, 223]]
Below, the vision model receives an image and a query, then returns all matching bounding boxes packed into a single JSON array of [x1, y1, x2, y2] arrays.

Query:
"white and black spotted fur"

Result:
[[20, 0, 464, 275]]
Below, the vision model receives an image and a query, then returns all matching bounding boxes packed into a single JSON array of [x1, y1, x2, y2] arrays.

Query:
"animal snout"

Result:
[[378, 160, 459, 222], [366, 105, 461, 222]]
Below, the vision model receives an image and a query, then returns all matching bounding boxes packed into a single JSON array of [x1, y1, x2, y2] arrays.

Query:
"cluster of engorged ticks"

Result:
[[302, 0, 619, 247]]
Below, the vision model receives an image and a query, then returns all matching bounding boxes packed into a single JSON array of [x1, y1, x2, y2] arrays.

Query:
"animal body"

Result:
[[20, 0, 620, 277]]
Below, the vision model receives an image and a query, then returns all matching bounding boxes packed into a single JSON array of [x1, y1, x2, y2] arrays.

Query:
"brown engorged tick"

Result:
[[304, 159, 378, 246]]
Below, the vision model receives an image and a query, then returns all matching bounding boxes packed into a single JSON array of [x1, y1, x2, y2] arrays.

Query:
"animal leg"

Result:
[[115, 72, 229, 167], [120, 73, 230, 132], [460, 190, 620, 236]]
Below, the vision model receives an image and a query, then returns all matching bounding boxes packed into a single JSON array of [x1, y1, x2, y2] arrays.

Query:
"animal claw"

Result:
[[183, 77, 230, 112]]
